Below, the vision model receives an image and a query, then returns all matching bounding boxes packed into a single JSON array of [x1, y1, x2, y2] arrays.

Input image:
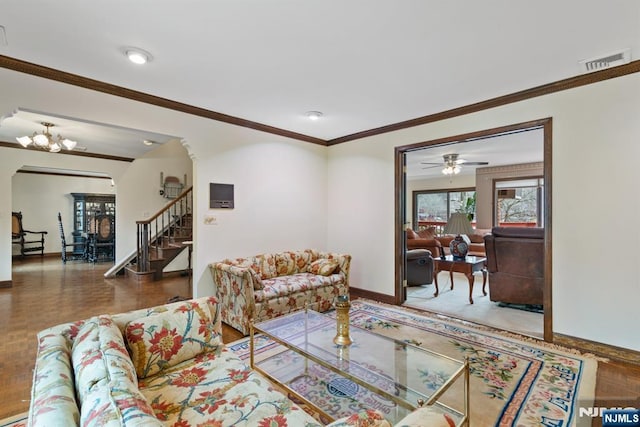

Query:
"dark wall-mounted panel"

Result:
[[210, 183, 234, 209]]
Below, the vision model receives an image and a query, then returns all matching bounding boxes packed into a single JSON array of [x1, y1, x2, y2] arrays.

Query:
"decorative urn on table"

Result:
[[443, 212, 474, 260], [333, 294, 353, 346]]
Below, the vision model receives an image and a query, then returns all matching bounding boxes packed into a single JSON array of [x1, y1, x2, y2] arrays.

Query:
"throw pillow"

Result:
[[249, 268, 264, 290], [71, 315, 139, 405], [330, 409, 391, 427], [274, 251, 297, 276], [417, 227, 436, 239], [309, 258, 340, 276], [125, 305, 220, 379], [394, 406, 456, 427], [469, 233, 485, 243], [80, 376, 162, 427], [406, 228, 419, 239]]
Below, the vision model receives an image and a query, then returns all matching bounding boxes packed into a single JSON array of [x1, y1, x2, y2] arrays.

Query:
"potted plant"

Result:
[[459, 193, 476, 222]]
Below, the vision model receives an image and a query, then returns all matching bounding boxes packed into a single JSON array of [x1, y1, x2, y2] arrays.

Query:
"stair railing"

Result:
[[136, 186, 193, 273]]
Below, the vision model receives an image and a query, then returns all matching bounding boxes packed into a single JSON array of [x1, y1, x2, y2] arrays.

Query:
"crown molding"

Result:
[[1, 55, 639, 148], [327, 60, 640, 145], [0, 141, 134, 162], [0, 55, 326, 146]]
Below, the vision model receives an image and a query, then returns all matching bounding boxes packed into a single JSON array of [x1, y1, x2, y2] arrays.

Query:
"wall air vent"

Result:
[[579, 48, 631, 73]]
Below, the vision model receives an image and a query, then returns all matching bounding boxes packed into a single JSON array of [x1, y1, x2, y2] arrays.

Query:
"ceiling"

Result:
[[405, 128, 544, 180], [0, 1, 638, 159], [0, 109, 178, 159]]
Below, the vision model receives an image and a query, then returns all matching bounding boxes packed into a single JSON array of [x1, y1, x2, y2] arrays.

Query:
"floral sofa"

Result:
[[210, 249, 350, 335], [27, 297, 453, 427]]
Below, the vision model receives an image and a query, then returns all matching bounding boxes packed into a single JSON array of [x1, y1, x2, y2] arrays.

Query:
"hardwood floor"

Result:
[[0, 256, 237, 420], [1, 257, 638, 424]]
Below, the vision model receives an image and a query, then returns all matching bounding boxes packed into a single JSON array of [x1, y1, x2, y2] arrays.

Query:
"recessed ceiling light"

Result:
[[125, 47, 152, 65], [143, 140, 154, 146], [305, 111, 323, 121]]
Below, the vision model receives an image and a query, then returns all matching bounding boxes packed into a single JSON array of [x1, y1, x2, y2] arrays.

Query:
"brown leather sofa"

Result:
[[406, 228, 490, 258], [435, 229, 490, 257], [406, 228, 443, 257], [484, 227, 544, 306]]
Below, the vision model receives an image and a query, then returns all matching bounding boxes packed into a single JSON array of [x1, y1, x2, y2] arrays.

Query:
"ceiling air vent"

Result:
[[579, 48, 631, 73]]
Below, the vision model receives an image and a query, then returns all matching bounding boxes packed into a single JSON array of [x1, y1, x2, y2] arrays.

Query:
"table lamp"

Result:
[[443, 213, 474, 260]]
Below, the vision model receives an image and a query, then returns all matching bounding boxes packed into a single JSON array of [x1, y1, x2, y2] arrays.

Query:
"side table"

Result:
[[433, 255, 487, 304]]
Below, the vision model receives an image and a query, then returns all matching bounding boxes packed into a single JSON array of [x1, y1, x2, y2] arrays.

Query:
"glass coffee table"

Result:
[[250, 308, 469, 425]]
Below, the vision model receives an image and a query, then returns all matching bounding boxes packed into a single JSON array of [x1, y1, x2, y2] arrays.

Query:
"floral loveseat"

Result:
[[210, 249, 350, 335], [28, 297, 453, 427]]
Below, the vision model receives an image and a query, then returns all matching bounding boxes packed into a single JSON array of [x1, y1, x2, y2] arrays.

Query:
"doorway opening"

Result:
[[11, 167, 116, 265], [395, 118, 552, 341]]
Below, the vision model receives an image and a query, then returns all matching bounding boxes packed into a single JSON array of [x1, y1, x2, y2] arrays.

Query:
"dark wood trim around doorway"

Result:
[[395, 117, 553, 341]]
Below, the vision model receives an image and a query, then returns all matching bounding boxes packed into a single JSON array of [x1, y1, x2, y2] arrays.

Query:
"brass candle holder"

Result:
[[333, 294, 353, 346]]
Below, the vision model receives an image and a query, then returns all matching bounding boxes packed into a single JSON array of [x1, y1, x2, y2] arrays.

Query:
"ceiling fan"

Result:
[[421, 153, 489, 175]]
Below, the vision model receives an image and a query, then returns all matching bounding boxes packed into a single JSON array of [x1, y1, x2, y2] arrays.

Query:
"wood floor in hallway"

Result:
[[0, 257, 638, 425], [0, 257, 239, 420]]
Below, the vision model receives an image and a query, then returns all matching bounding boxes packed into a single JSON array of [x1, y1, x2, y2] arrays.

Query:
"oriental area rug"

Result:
[[0, 413, 26, 427], [228, 299, 598, 427]]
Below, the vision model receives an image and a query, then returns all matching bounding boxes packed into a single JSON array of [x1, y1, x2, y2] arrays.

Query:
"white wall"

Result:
[[11, 172, 113, 255], [328, 72, 640, 351], [2, 64, 638, 351], [115, 139, 192, 269], [0, 67, 328, 296], [188, 137, 328, 297]]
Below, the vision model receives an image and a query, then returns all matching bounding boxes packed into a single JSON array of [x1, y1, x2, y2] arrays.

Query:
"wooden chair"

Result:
[[87, 214, 115, 263], [57, 212, 85, 263], [12, 211, 47, 256]]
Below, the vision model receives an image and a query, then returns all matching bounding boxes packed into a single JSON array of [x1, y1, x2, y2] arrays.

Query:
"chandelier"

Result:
[[16, 122, 77, 153]]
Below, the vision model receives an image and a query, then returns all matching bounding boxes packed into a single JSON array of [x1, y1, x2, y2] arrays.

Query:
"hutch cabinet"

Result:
[[71, 193, 116, 256]]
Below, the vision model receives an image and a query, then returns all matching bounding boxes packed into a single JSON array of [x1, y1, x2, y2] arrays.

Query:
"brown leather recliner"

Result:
[[484, 227, 544, 306], [406, 249, 434, 286]]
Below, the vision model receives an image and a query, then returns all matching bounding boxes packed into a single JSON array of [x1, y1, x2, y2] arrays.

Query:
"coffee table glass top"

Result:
[[251, 308, 467, 423]]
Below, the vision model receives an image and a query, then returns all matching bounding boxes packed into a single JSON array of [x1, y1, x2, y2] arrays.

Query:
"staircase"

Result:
[[121, 186, 193, 283]]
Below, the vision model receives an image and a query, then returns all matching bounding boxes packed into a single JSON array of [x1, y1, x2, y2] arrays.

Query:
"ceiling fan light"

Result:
[[62, 139, 77, 150], [16, 136, 32, 147], [33, 134, 49, 147]]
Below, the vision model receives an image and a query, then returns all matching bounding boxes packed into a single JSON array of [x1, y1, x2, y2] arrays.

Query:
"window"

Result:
[[494, 178, 543, 227], [413, 188, 476, 234]]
